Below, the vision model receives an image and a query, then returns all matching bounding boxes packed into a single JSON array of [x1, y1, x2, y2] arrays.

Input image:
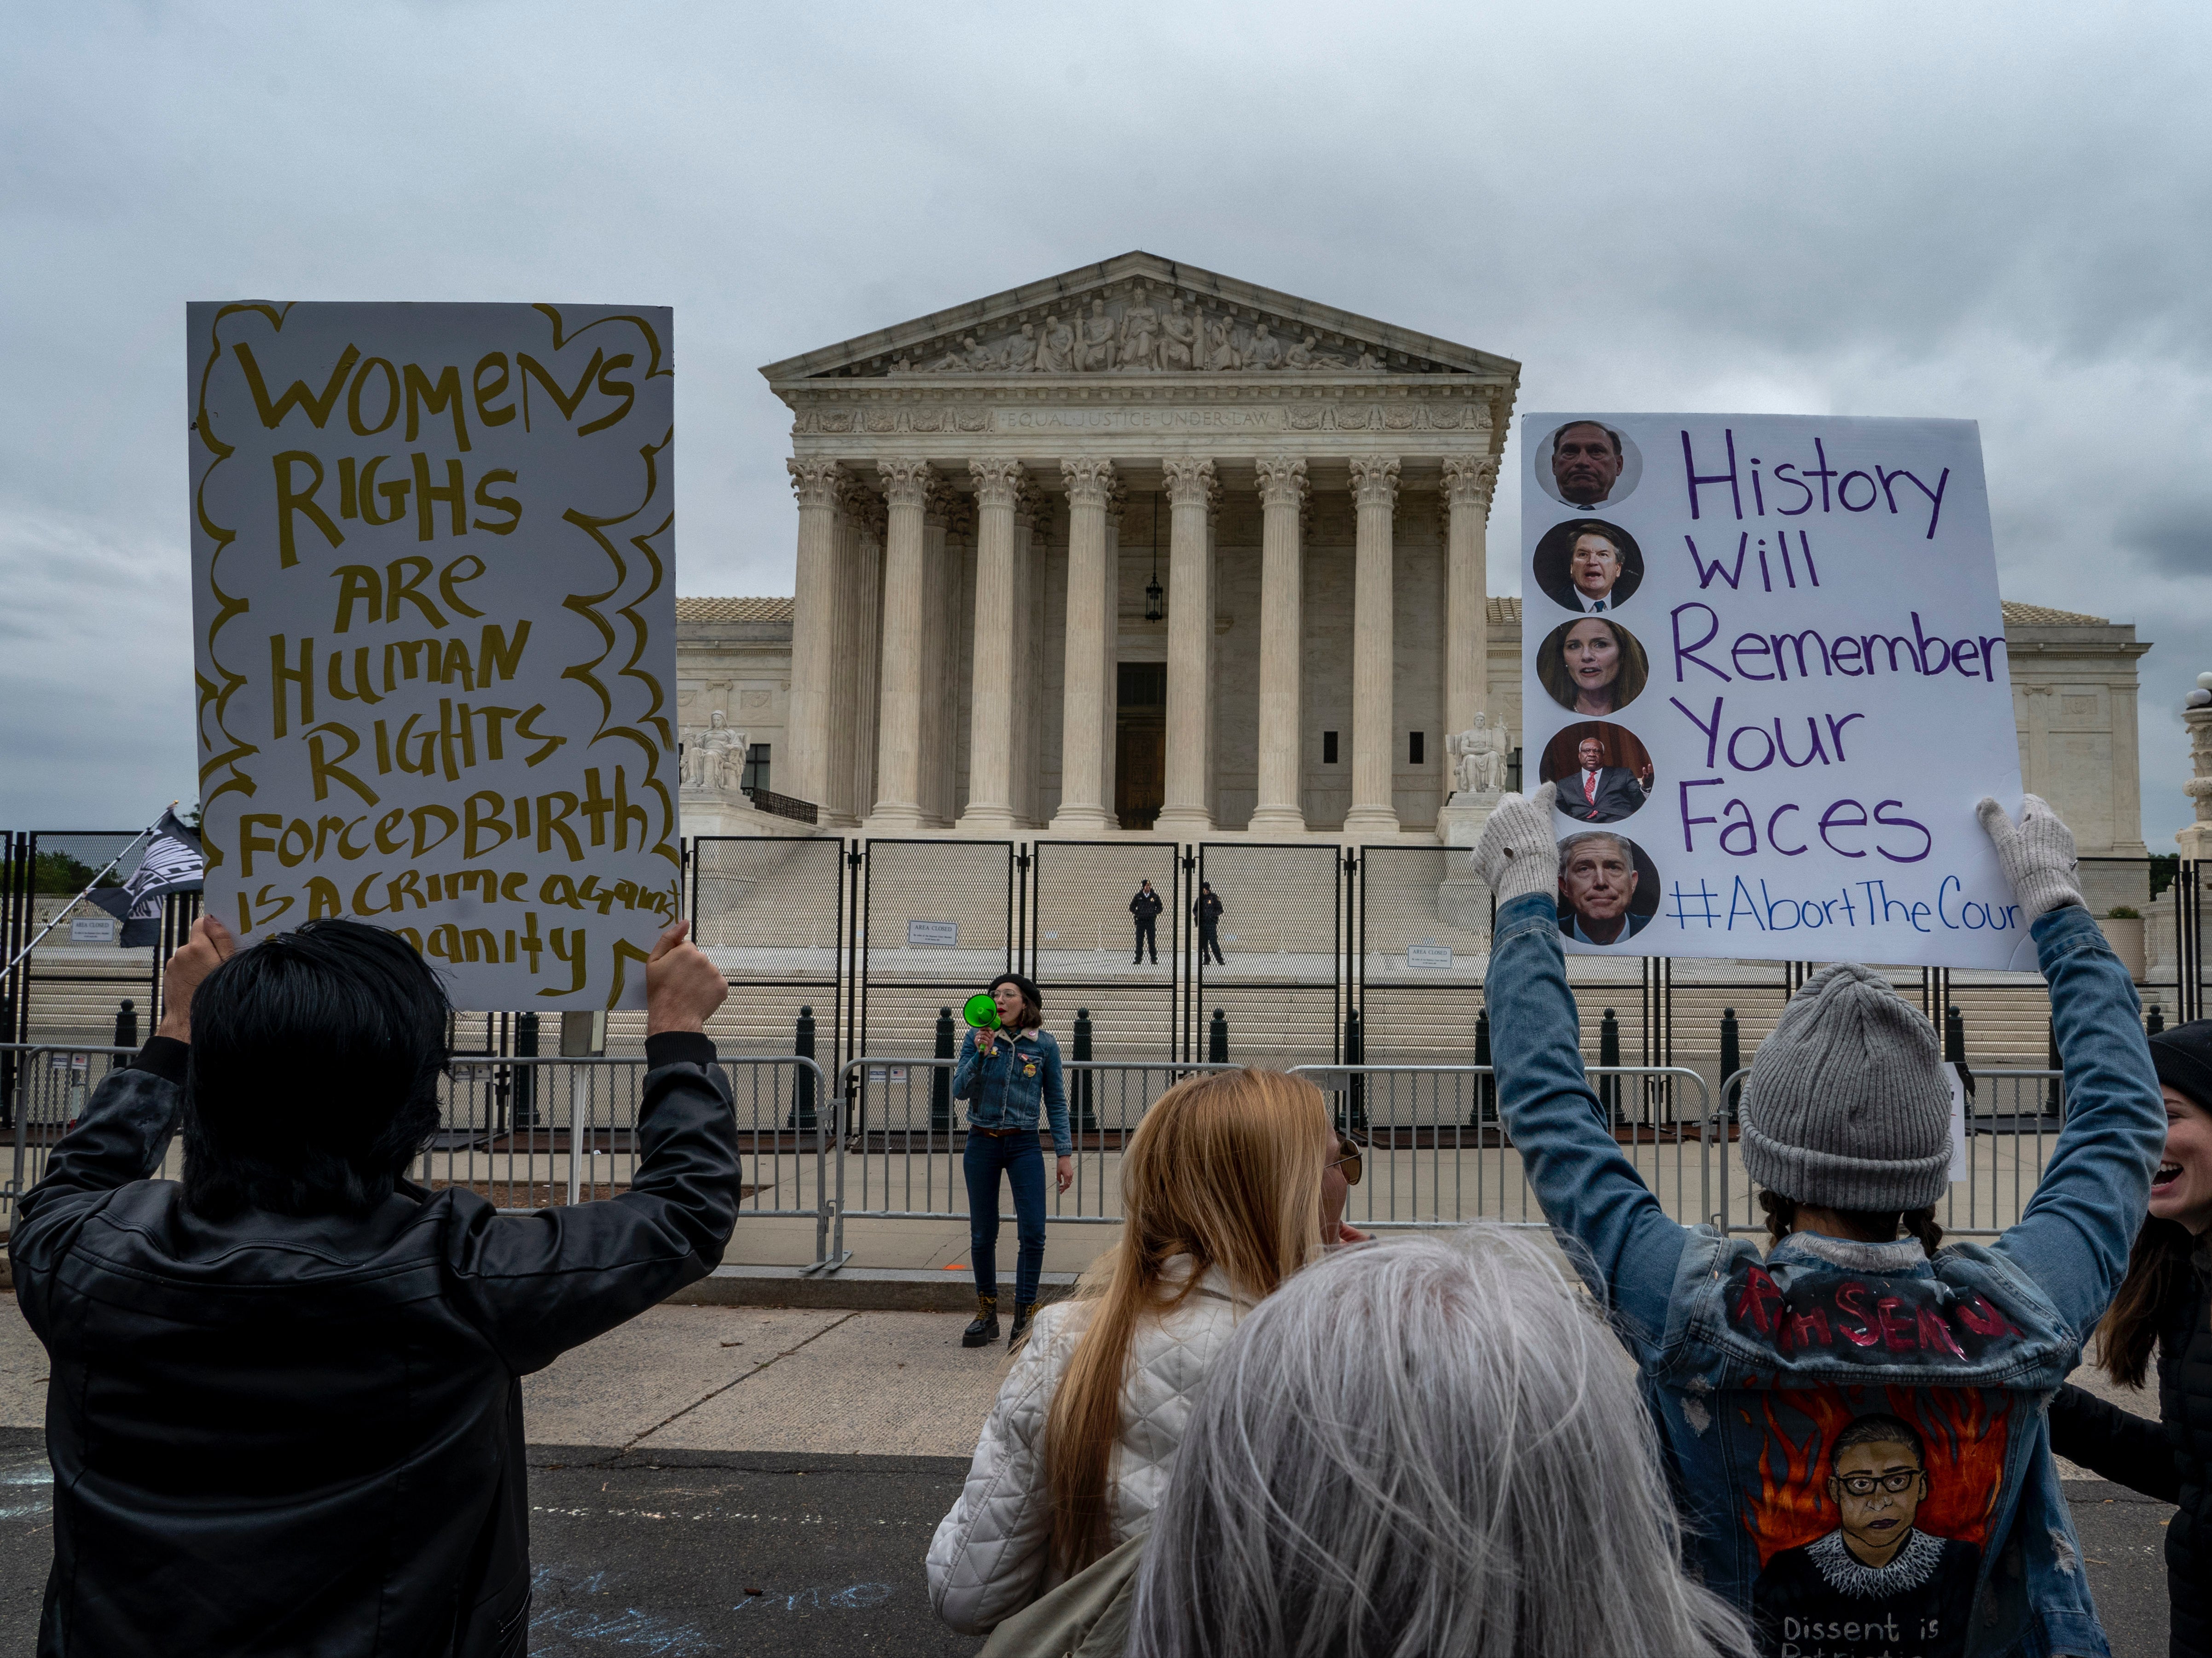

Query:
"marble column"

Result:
[[865, 461, 934, 832], [1441, 456, 1499, 741], [1052, 459, 1117, 832], [958, 459, 1025, 832], [1344, 455, 1402, 837], [1016, 481, 1047, 826], [785, 459, 851, 823], [1248, 456, 1310, 834], [918, 478, 957, 827], [1154, 457, 1217, 836], [938, 493, 973, 827], [847, 489, 886, 823], [1100, 480, 1125, 820]]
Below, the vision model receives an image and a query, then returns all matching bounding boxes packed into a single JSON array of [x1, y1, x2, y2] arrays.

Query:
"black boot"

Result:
[[961, 1294, 1000, 1348], [1008, 1301, 1037, 1349]]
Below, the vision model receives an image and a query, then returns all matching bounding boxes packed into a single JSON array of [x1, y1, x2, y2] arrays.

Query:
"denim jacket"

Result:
[[1487, 895, 2165, 1658], [951, 1028, 1071, 1156]]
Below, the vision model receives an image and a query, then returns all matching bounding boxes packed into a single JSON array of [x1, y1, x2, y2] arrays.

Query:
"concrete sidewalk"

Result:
[[1, 1292, 1018, 1459], [0, 1287, 2161, 1471]]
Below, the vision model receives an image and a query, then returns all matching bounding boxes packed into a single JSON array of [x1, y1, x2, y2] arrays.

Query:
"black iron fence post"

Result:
[[1072, 1008, 1097, 1133], [1344, 1008, 1367, 1132], [1944, 1005, 1966, 1064], [930, 1006, 954, 1135], [510, 1011, 539, 1129], [1471, 1006, 1494, 1125], [1207, 1008, 1228, 1064], [113, 999, 137, 1048], [1598, 1008, 1621, 1119], [793, 1005, 820, 1131], [1719, 1007, 1740, 1122], [2147, 1002, 2166, 1036]]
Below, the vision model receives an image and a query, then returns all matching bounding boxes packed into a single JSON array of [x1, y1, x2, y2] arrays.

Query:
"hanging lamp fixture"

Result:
[[1144, 491, 1165, 621]]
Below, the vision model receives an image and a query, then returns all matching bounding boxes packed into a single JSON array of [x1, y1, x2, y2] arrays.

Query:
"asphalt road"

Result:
[[0, 1428, 2177, 1656]]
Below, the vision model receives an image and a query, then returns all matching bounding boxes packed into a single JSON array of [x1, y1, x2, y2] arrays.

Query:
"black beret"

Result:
[[2148, 1019, 2212, 1112]]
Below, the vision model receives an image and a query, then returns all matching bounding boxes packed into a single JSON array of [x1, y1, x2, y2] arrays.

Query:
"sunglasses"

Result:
[[1328, 1134, 1365, 1185]]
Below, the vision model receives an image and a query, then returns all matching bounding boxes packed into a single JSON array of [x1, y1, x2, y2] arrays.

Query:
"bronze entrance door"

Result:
[[1115, 662, 1166, 830]]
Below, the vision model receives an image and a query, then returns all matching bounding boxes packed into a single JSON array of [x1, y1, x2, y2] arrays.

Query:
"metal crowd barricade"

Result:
[[1289, 1064, 1714, 1232], [1715, 1066, 2067, 1240], [832, 1058, 1239, 1256], [423, 1053, 839, 1266], [3, 1042, 137, 1220], [2, 1045, 841, 1270]]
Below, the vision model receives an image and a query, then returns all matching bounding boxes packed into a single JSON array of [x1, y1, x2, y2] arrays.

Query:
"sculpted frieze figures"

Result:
[[1160, 298, 1199, 371], [1203, 309, 1240, 371], [1119, 283, 1162, 370], [1037, 312, 1074, 373], [878, 287, 1460, 377], [1077, 300, 1118, 372]]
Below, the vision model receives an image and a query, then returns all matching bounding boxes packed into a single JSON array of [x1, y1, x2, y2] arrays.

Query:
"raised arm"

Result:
[[1977, 797, 2166, 1334], [1474, 790, 1686, 1348], [446, 922, 742, 1372], [12, 918, 232, 1320]]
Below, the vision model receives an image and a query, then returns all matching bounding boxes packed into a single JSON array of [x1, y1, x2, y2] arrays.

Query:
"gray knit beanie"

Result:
[[1740, 963, 1952, 1212]]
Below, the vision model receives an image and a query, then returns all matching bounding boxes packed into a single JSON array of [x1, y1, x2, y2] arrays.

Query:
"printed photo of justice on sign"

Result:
[[1519, 412, 2025, 970]]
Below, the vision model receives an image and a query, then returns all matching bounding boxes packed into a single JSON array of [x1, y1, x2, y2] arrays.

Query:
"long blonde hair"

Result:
[[1042, 1067, 1330, 1572]]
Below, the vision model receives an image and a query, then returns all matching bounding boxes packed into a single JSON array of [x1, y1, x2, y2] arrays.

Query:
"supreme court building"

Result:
[[754, 251, 1516, 842], [679, 252, 2150, 869]]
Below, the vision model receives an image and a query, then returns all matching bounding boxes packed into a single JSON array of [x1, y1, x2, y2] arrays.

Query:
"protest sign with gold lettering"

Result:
[[187, 302, 676, 1008]]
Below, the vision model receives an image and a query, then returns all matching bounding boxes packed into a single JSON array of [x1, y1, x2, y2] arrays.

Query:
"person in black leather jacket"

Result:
[[2049, 1018, 2212, 1658], [12, 913, 739, 1658]]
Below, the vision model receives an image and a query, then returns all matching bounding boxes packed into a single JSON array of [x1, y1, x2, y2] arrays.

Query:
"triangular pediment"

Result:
[[759, 251, 1517, 383]]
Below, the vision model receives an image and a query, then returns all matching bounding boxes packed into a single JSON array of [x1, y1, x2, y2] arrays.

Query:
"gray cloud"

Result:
[[3, 0, 2209, 842]]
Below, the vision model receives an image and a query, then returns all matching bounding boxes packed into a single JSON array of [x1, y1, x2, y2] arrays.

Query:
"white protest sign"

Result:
[[188, 302, 677, 1009], [1522, 414, 2026, 968]]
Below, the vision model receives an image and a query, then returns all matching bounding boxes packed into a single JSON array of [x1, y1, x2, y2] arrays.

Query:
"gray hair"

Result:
[[1559, 829, 1631, 865], [1129, 1230, 1753, 1658]]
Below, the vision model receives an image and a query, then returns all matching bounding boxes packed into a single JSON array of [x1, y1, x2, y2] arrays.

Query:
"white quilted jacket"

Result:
[[926, 1256, 1249, 1635]]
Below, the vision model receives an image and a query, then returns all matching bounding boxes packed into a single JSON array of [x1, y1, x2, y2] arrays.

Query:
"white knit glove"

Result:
[[1471, 784, 1560, 908], [1975, 793, 2083, 922]]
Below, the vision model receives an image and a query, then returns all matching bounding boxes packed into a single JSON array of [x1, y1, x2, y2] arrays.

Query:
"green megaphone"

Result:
[[962, 992, 1002, 1031]]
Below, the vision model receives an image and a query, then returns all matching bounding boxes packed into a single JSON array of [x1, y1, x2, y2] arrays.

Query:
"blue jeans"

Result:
[[963, 1132, 1045, 1307]]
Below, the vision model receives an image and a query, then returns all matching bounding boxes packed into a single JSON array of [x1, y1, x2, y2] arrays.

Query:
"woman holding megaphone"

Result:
[[953, 973, 1073, 1349]]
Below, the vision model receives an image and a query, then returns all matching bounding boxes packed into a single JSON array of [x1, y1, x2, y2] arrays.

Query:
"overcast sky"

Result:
[[5, 1, 2207, 843]]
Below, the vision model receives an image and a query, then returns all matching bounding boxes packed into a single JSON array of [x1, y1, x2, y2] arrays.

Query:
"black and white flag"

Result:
[[86, 809, 204, 947]]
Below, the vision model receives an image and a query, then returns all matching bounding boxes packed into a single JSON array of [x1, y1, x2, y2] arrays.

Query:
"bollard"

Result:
[[1072, 1008, 1098, 1133], [1719, 1007, 1740, 1122], [793, 1005, 820, 1131], [513, 1011, 539, 1128], [2147, 1002, 2166, 1036], [1208, 1007, 1228, 1065], [1598, 1008, 1621, 1119], [113, 998, 138, 1048], [930, 1006, 954, 1135], [1944, 1005, 1965, 1065], [1471, 1005, 1494, 1125], [1344, 1008, 1368, 1133]]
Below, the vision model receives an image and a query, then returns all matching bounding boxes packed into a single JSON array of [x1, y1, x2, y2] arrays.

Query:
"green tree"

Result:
[[33, 851, 122, 893]]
